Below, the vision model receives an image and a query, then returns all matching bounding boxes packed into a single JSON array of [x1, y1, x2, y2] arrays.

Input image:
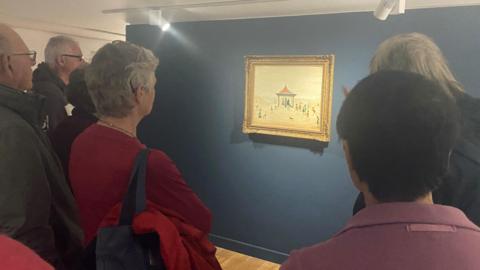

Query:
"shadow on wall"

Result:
[[228, 106, 328, 153], [249, 134, 327, 154]]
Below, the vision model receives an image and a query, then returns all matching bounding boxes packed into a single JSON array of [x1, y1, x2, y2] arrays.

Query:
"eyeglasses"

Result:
[[10, 50, 37, 62], [62, 54, 85, 62]]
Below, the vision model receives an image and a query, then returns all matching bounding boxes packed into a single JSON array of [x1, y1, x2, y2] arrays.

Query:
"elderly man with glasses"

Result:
[[33, 35, 86, 132], [0, 24, 83, 269]]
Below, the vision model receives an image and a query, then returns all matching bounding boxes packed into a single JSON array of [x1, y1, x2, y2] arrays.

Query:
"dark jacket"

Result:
[[353, 92, 480, 226], [433, 139, 480, 225], [50, 107, 97, 180], [0, 84, 83, 269], [32, 63, 68, 132], [455, 91, 480, 147]]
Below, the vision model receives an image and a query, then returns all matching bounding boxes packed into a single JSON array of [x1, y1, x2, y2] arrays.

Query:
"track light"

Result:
[[149, 10, 170, 31], [373, 0, 406, 21], [125, 9, 171, 31], [161, 23, 171, 31]]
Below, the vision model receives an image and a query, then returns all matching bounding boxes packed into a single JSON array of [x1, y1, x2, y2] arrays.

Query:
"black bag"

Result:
[[94, 148, 165, 270]]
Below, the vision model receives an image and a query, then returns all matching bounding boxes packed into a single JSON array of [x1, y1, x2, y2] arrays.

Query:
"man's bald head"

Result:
[[0, 24, 18, 53], [0, 24, 34, 91]]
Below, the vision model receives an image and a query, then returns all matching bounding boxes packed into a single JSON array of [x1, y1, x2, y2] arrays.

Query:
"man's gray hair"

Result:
[[85, 40, 159, 118], [370, 32, 464, 94], [45, 35, 78, 65]]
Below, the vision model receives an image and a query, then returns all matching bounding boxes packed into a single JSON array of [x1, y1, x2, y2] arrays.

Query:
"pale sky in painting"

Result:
[[253, 65, 324, 100]]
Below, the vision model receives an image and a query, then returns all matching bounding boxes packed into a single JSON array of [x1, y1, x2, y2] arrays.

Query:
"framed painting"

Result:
[[242, 55, 335, 142]]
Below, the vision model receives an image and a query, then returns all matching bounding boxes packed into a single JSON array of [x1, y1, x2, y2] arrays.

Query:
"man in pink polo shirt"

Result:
[[281, 71, 480, 270]]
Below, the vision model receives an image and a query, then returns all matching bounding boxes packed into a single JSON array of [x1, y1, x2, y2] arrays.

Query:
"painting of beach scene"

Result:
[[243, 55, 335, 142]]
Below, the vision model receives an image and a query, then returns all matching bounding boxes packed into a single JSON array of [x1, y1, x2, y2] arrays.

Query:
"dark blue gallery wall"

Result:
[[127, 6, 480, 263]]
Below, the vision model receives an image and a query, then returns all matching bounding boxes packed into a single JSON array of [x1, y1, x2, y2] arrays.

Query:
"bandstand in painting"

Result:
[[277, 85, 296, 108]]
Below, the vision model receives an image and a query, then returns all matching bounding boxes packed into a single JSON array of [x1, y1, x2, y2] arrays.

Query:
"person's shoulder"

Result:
[[50, 116, 79, 139], [0, 234, 31, 253], [148, 148, 173, 164], [456, 91, 480, 105], [147, 148, 174, 163], [0, 105, 22, 124], [454, 92, 480, 146], [71, 124, 98, 143], [32, 64, 64, 97], [146, 149, 183, 176], [148, 148, 169, 158], [0, 107, 37, 137], [32, 81, 63, 97], [456, 92, 480, 121], [282, 241, 333, 270], [452, 139, 480, 167], [0, 235, 53, 270], [72, 124, 140, 152], [52, 114, 93, 133]]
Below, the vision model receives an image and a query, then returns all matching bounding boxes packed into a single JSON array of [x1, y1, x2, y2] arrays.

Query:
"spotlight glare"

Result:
[[162, 23, 171, 31]]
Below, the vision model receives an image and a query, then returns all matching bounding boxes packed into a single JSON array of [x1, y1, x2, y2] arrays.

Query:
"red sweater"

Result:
[[69, 124, 212, 245]]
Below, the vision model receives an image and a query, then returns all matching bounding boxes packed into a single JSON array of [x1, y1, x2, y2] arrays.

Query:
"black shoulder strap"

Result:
[[119, 148, 150, 225]]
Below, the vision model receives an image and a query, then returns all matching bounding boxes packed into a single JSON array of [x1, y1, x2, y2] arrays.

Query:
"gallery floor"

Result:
[[216, 247, 280, 270]]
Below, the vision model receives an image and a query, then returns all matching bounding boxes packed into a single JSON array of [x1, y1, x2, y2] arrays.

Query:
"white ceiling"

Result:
[[1, 0, 480, 37]]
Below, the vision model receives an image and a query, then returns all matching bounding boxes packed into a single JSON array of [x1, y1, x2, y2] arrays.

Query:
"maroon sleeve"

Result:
[[146, 150, 212, 233]]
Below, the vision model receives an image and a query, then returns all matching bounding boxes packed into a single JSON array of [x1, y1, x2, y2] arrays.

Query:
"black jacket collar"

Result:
[[0, 84, 46, 127]]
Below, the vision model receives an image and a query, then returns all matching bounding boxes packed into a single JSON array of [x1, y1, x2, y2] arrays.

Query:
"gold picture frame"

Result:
[[242, 55, 335, 142]]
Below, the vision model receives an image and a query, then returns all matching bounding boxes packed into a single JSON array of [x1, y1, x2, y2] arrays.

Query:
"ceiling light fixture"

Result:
[[103, 0, 287, 14], [105, 0, 288, 29], [150, 10, 170, 31], [374, 0, 406, 21], [161, 23, 171, 31], [125, 9, 171, 31]]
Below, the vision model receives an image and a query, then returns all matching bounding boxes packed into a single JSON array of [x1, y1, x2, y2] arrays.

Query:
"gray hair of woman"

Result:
[[370, 32, 464, 95], [85, 41, 159, 117]]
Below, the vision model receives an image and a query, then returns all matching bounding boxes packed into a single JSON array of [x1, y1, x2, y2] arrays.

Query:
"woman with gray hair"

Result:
[[68, 41, 212, 246], [353, 33, 480, 226], [370, 33, 480, 145], [370, 33, 463, 94]]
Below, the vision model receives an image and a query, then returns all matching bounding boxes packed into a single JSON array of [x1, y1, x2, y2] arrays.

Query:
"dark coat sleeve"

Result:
[[433, 141, 480, 226], [0, 124, 61, 266], [451, 153, 480, 226]]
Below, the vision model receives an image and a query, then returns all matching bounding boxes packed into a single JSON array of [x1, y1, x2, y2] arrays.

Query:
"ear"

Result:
[[56, 55, 65, 67], [0, 54, 14, 79], [132, 85, 145, 104], [342, 141, 365, 192]]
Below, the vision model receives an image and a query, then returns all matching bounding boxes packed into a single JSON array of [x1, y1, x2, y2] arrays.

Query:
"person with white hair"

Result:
[[353, 32, 480, 226], [0, 24, 83, 269], [32, 35, 85, 132]]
